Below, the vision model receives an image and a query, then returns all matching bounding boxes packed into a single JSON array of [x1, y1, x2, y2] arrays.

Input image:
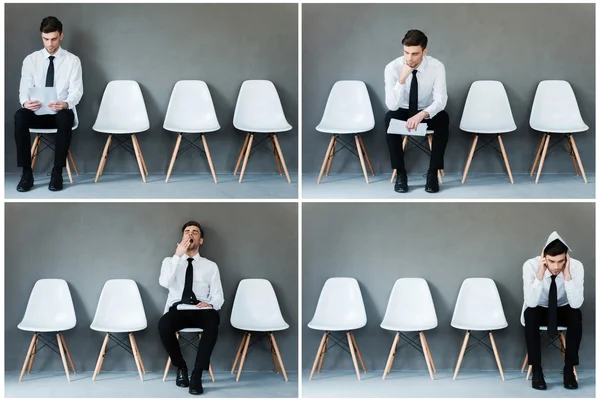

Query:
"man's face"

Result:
[[403, 45, 427, 68], [41, 31, 63, 55], [545, 253, 567, 275], [183, 225, 203, 252]]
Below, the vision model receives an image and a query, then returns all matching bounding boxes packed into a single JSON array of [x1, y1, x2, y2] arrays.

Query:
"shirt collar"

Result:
[[185, 252, 201, 262], [414, 56, 428, 74], [42, 47, 63, 59], [543, 268, 562, 279]]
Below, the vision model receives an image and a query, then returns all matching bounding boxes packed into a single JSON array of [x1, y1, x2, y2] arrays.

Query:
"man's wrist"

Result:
[[421, 110, 430, 119]]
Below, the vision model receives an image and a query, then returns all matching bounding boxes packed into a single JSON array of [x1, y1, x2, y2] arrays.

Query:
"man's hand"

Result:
[[48, 101, 68, 111], [406, 111, 427, 131], [398, 62, 414, 84], [536, 252, 547, 281], [23, 100, 42, 111], [175, 236, 191, 257], [563, 253, 572, 281], [196, 302, 213, 309]]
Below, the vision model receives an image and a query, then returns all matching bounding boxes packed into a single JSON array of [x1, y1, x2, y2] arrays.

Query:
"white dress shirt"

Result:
[[520, 256, 584, 325], [384, 55, 447, 118], [159, 252, 224, 313], [18, 47, 83, 109]]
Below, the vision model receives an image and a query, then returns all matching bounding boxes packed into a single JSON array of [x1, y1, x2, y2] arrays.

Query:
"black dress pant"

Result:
[[524, 305, 582, 367], [158, 307, 220, 371], [385, 108, 449, 173], [14, 108, 74, 168]]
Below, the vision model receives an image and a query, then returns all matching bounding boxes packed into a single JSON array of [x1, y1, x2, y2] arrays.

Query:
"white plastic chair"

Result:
[[308, 277, 367, 380], [30, 107, 80, 184], [90, 279, 147, 381], [163, 80, 219, 183], [229, 279, 289, 381], [18, 279, 77, 382], [529, 80, 588, 183], [93, 80, 150, 183], [380, 278, 438, 380], [316, 81, 375, 184], [460, 81, 517, 184], [451, 278, 507, 380], [233, 80, 292, 183]]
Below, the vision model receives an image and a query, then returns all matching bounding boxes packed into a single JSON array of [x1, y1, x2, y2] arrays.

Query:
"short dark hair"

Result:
[[40, 16, 63, 34], [182, 221, 204, 238], [402, 29, 428, 49], [544, 239, 568, 256]]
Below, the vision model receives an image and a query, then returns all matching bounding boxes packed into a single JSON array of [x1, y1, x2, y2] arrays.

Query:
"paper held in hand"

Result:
[[29, 87, 58, 116], [387, 118, 427, 136], [177, 303, 213, 311]]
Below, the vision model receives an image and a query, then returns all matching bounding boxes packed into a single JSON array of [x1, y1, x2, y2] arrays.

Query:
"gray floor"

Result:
[[302, 369, 595, 398], [5, 370, 298, 398], [5, 173, 298, 199], [303, 173, 595, 199]]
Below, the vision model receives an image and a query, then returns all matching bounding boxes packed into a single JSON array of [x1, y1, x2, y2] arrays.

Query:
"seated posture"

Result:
[[158, 221, 224, 395], [522, 232, 583, 390], [384, 29, 448, 194], [15, 16, 83, 192]]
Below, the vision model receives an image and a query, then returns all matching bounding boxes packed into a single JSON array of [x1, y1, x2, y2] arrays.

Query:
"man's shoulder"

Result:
[[60, 49, 81, 63], [523, 256, 539, 269], [425, 55, 444, 69], [199, 256, 218, 269], [570, 257, 584, 270], [385, 56, 403, 71], [23, 49, 42, 62]]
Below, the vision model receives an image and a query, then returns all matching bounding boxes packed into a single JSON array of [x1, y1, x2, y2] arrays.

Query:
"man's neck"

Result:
[[185, 251, 199, 258]]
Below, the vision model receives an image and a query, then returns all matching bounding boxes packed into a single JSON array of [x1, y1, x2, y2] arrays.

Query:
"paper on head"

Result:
[[543, 231, 572, 253], [29, 87, 58, 116], [387, 118, 427, 136]]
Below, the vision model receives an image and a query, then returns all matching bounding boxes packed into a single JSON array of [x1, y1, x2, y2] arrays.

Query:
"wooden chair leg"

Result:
[[238, 135, 254, 183], [133, 135, 149, 176], [354, 135, 370, 184], [267, 333, 280, 374], [530, 135, 546, 175], [231, 333, 246, 374], [95, 135, 112, 182], [131, 135, 147, 182], [535, 134, 551, 183], [569, 135, 588, 183], [497, 135, 514, 184], [68, 150, 79, 175], [30, 135, 41, 170], [350, 332, 367, 372], [566, 138, 580, 175], [27, 333, 39, 374], [325, 137, 337, 176], [521, 353, 528, 373], [59, 333, 76, 374], [422, 332, 436, 373], [201, 135, 218, 184], [65, 157, 73, 184], [462, 135, 478, 184], [309, 332, 328, 380], [358, 135, 375, 176], [489, 331, 505, 381], [270, 135, 283, 175], [163, 356, 172, 382], [347, 331, 361, 380], [427, 134, 442, 183], [318, 136, 336, 184], [234, 134, 250, 175], [318, 334, 328, 373], [92, 333, 110, 381], [56, 332, 71, 382], [269, 333, 288, 381], [131, 334, 146, 374], [20, 333, 37, 381], [128, 333, 144, 381], [383, 332, 400, 380], [165, 133, 182, 183], [272, 134, 291, 183], [527, 364, 532, 380], [419, 331, 435, 380], [236, 332, 251, 381], [453, 331, 470, 380], [208, 364, 215, 382], [390, 169, 397, 183]]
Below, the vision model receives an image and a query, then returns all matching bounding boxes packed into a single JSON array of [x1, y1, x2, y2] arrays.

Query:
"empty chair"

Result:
[[233, 80, 292, 183], [93, 80, 150, 183], [18, 279, 77, 382], [308, 277, 367, 380], [30, 107, 80, 184], [380, 278, 438, 380], [164, 80, 219, 183], [389, 130, 444, 185], [317, 81, 375, 184], [90, 279, 147, 381], [529, 80, 588, 183], [460, 81, 516, 184], [451, 278, 507, 380], [230, 279, 289, 381]]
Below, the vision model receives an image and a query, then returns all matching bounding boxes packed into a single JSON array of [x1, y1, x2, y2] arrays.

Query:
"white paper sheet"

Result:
[[176, 304, 213, 311], [29, 87, 58, 116], [387, 118, 427, 136]]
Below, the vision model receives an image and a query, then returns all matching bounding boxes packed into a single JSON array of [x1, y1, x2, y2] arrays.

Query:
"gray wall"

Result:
[[5, 203, 298, 372], [5, 3, 298, 174], [302, 203, 595, 371], [302, 3, 595, 174]]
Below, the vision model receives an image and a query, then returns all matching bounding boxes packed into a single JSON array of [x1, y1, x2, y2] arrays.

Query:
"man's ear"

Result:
[[423, 48, 428, 57], [199, 238, 204, 246]]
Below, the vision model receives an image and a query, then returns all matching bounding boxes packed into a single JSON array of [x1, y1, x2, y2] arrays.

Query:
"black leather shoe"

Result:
[[189, 371, 204, 395], [176, 367, 189, 388], [532, 369, 547, 390], [394, 172, 408, 193], [425, 171, 439, 193], [48, 169, 63, 191], [17, 171, 34, 192], [563, 367, 578, 389]]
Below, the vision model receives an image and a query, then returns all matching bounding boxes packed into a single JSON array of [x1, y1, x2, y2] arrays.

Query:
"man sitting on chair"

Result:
[[384, 29, 449, 194], [522, 231, 583, 390], [15, 16, 83, 192], [158, 221, 224, 395]]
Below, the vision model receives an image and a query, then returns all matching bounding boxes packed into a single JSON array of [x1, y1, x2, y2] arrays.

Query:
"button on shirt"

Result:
[[18, 47, 83, 109], [384, 55, 447, 118], [159, 253, 224, 313]]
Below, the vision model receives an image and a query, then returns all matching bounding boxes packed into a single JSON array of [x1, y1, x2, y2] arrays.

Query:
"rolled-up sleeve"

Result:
[[384, 63, 405, 111], [564, 262, 584, 309], [423, 63, 447, 119], [208, 264, 224, 310]]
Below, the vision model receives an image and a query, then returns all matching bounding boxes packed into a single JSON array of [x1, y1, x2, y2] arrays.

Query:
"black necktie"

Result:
[[408, 69, 419, 117], [181, 257, 198, 305], [547, 275, 558, 337], [45, 56, 55, 87]]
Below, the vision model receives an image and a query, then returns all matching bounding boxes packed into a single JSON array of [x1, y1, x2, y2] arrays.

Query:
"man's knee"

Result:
[[524, 307, 540, 324], [55, 109, 74, 128], [433, 110, 449, 126], [384, 110, 395, 128], [158, 313, 173, 334], [15, 108, 34, 126], [567, 307, 582, 325]]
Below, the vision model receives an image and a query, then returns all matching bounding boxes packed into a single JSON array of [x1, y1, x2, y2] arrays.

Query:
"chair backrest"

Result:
[[310, 277, 367, 328], [230, 279, 287, 328], [317, 80, 375, 133], [381, 278, 437, 330], [529, 80, 588, 132], [91, 279, 147, 330], [20, 279, 76, 329], [163, 80, 220, 132], [233, 80, 291, 132], [93, 80, 150, 132], [459, 81, 516, 133], [451, 278, 507, 329]]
